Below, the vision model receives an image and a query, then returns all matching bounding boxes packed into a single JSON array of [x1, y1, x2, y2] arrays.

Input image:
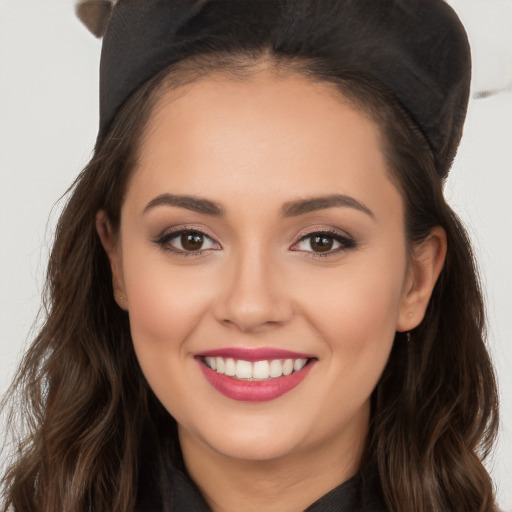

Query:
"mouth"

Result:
[[195, 348, 317, 402], [200, 355, 311, 381]]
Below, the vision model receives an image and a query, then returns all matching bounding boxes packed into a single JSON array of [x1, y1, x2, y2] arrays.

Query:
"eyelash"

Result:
[[154, 228, 221, 256], [291, 229, 356, 257], [154, 228, 356, 257]]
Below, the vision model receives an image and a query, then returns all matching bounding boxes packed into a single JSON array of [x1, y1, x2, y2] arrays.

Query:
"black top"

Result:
[[137, 450, 388, 512]]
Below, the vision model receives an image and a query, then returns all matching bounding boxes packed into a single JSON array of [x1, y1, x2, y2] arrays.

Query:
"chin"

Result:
[[183, 414, 309, 462], [209, 434, 301, 462]]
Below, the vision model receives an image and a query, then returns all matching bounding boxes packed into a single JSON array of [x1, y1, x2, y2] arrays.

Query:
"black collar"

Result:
[[138, 454, 388, 512]]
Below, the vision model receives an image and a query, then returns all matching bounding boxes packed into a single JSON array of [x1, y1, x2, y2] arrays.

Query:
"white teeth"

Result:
[[204, 356, 311, 380], [235, 359, 253, 379], [224, 358, 236, 376], [216, 357, 225, 374], [269, 359, 283, 378], [253, 360, 270, 379], [205, 356, 217, 371], [282, 359, 294, 376], [294, 358, 307, 371]]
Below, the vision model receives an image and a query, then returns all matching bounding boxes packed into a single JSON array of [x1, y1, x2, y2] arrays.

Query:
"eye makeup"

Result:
[[153, 224, 357, 259], [290, 228, 357, 257], [153, 225, 222, 257]]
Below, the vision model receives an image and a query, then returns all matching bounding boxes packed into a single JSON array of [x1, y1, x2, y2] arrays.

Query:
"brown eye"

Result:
[[310, 235, 334, 252], [181, 232, 204, 251], [156, 229, 220, 254], [291, 230, 356, 255]]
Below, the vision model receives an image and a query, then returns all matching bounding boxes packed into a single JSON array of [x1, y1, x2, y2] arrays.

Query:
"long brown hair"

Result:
[[1, 32, 498, 512]]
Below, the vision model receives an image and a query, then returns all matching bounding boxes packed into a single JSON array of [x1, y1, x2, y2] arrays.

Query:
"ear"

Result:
[[95, 210, 128, 310], [396, 226, 447, 331]]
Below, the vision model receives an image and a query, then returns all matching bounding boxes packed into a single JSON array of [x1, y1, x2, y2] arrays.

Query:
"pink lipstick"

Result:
[[199, 347, 314, 362], [196, 347, 316, 402]]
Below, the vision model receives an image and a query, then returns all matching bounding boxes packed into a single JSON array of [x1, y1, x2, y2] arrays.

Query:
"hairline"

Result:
[[129, 50, 409, 204]]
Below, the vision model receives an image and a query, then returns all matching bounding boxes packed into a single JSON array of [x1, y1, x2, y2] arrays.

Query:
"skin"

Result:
[[97, 65, 446, 512]]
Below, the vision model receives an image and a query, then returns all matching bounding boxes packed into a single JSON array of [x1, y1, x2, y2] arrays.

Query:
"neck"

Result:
[[178, 418, 368, 512]]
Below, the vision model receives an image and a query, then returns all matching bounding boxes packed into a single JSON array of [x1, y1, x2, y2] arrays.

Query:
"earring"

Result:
[[406, 331, 411, 343], [114, 293, 127, 305]]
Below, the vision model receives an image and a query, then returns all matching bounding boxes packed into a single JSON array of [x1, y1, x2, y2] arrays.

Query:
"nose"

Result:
[[213, 248, 294, 333]]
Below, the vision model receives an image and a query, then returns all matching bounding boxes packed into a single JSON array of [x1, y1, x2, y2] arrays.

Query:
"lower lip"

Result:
[[198, 360, 315, 402]]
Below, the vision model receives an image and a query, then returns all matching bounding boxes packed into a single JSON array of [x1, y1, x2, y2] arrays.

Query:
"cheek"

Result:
[[302, 260, 405, 344], [119, 251, 219, 422], [121, 249, 215, 353], [296, 259, 405, 428], [295, 248, 407, 391]]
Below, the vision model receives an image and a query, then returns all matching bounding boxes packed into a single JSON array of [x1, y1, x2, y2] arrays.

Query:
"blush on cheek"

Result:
[[123, 256, 213, 342], [319, 276, 401, 343], [128, 293, 197, 350]]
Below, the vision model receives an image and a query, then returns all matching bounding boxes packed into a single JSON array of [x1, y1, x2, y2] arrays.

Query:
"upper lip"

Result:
[[197, 347, 315, 362]]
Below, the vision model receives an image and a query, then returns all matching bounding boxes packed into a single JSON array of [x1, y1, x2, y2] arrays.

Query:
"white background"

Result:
[[1, 0, 511, 508]]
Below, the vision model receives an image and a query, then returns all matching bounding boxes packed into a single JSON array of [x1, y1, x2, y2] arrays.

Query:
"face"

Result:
[[98, 68, 442, 468]]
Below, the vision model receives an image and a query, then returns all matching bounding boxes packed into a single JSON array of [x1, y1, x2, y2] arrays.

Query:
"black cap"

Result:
[[98, 0, 471, 178]]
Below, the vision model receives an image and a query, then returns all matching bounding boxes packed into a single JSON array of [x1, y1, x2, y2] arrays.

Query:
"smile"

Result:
[[196, 348, 316, 402], [203, 356, 309, 380]]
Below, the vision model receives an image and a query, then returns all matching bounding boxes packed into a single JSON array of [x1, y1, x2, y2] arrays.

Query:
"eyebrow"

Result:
[[142, 192, 374, 219], [280, 194, 375, 219], [143, 193, 224, 216]]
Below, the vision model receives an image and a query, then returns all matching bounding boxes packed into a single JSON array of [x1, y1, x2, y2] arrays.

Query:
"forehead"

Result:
[[128, 69, 402, 219], [143, 69, 377, 158]]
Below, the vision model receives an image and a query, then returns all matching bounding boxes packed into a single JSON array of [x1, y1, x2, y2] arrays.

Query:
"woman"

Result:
[[1, 0, 500, 511]]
